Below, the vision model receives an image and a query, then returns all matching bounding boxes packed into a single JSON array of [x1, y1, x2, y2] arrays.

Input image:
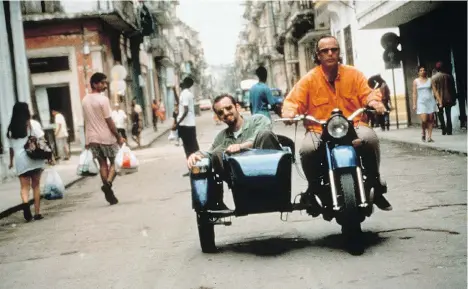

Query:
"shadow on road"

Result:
[[217, 231, 388, 256]]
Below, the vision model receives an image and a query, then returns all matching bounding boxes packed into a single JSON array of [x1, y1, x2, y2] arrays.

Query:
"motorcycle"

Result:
[[190, 107, 385, 254]]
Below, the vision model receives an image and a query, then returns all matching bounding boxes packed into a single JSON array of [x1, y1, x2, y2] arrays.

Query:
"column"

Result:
[[9, 1, 31, 105]]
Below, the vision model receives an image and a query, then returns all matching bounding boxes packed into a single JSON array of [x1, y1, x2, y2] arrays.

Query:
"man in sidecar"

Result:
[[187, 94, 290, 211], [282, 35, 392, 216]]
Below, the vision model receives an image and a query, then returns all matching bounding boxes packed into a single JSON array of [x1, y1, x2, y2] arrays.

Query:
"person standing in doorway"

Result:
[[82, 72, 124, 205], [250, 66, 276, 120], [174, 77, 199, 177], [131, 98, 143, 147], [151, 99, 159, 132], [412, 65, 438, 142], [52, 110, 70, 161], [432, 61, 457, 135], [111, 103, 128, 142]]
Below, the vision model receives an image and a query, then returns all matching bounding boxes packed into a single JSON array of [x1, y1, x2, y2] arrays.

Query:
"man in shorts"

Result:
[[82, 72, 124, 205]]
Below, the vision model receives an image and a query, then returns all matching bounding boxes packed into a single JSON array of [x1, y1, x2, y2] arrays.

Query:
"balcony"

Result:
[[146, 0, 172, 27], [275, 32, 286, 55], [288, 1, 315, 41], [150, 35, 170, 58], [21, 0, 139, 32]]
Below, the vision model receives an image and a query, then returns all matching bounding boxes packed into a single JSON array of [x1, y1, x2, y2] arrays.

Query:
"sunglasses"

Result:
[[318, 47, 339, 54], [215, 105, 234, 117]]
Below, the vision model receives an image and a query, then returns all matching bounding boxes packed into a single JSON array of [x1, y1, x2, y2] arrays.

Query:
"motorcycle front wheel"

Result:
[[196, 213, 216, 253], [338, 172, 363, 254]]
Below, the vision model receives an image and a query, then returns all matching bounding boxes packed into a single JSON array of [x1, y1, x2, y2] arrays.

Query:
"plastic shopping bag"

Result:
[[77, 149, 99, 176], [115, 144, 139, 174], [168, 130, 178, 141], [43, 169, 65, 200]]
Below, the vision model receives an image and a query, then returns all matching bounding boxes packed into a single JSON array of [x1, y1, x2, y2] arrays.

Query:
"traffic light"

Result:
[[381, 32, 402, 69]]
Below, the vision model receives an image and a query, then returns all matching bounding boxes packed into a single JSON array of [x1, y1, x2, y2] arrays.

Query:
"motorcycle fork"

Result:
[[325, 143, 368, 210], [325, 143, 340, 211]]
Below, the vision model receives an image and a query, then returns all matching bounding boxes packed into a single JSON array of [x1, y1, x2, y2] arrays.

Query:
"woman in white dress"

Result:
[[6, 102, 46, 221], [412, 65, 438, 142]]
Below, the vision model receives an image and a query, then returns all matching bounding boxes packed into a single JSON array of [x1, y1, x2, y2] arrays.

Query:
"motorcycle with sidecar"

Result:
[[190, 107, 385, 254]]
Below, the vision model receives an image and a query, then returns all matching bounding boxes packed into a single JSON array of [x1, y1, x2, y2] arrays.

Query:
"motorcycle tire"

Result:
[[196, 213, 216, 253], [338, 172, 363, 254]]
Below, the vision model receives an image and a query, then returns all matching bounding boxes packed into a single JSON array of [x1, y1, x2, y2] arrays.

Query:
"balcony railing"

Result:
[[146, 0, 172, 26], [21, 0, 138, 31]]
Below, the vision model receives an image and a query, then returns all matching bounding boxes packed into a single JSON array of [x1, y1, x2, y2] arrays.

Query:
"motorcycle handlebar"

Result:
[[275, 108, 386, 124]]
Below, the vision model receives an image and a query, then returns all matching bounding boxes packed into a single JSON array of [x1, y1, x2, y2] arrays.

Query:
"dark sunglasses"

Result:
[[215, 105, 234, 116], [318, 47, 339, 54]]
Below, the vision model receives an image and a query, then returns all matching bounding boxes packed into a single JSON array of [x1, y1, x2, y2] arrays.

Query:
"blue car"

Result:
[[269, 88, 284, 116]]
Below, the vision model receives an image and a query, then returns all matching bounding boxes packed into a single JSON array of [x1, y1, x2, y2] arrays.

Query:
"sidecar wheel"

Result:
[[339, 173, 362, 237], [196, 213, 216, 253]]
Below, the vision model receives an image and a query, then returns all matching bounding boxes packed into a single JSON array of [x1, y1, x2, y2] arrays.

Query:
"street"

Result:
[[0, 112, 466, 289]]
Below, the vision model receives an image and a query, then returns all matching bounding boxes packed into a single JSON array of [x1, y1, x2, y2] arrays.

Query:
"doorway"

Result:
[[46, 86, 75, 142]]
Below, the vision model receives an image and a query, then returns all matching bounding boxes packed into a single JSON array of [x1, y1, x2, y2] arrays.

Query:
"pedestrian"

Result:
[[82, 72, 124, 205], [6, 102, 47, 221], [111, 103, 128, 142], [249, 66, 276, 120], [171, 90, 181, 146], [131, 98, 143, 147], [432, 61, 457, 135], [175, 77, 199, 177], [151, 99, 159, 131], [368, 74, 392, 131], [412, 65, 438, 142], [52, 109, 70, 161]]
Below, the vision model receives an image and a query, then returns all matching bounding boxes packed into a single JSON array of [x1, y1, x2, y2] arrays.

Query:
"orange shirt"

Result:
[[282, 64, 381, 133]]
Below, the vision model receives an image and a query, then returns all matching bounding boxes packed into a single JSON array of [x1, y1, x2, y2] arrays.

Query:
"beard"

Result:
[[223, 114, 236, 126]]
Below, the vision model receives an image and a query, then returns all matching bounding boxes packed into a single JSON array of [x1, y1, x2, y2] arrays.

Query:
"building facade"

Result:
[[356, 0, 467, 128], [236, 1, 330, 93]]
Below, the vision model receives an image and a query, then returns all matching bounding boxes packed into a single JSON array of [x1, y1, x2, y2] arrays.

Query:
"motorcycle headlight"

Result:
[[327, 116, 349, 139]]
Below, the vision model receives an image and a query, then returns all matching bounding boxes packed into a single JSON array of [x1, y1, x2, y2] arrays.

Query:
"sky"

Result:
[[176, 0, 245, 66]]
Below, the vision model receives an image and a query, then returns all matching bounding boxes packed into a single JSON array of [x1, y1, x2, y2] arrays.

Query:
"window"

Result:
[[28, 56, 70, 74], [344, 25, 354, 66]]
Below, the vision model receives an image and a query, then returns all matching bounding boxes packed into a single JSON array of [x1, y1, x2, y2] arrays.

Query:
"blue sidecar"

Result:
[[190, 148, 293, 252]]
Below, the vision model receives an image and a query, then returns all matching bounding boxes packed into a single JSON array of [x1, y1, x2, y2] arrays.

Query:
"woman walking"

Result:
[[6, 102, 46, 221], [412, 65, 438, 142]]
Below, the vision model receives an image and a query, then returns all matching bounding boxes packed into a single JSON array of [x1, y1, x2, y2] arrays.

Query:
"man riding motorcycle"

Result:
[[282, 35, 392, 216], [187, 94, 287, 211]]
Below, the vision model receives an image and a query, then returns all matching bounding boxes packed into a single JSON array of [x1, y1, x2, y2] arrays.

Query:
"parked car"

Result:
[[198, 99, 212, 111], [270, 88, 284, 116]]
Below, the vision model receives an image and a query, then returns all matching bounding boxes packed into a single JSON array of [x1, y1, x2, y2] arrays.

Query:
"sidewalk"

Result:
[[375, 126, 467, 155], [0, 121, 172, 219]]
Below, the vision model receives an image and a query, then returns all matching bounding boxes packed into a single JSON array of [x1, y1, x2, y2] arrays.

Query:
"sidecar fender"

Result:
[[330, 145, 358, 169], [190, 158, 213, 211]]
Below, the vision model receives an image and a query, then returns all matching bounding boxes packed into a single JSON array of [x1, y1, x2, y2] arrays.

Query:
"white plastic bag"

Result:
[[43, 169, 65, 200], [168, 130, 178, 141], [77, 149, 99, 176], [115, 144, 139, 173]]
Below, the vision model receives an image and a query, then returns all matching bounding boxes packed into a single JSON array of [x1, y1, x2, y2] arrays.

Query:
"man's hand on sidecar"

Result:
[[187, 152, 204, 169], [225, 144, 242, 154]]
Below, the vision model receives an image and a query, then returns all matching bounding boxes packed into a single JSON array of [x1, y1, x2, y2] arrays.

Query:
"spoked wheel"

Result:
[[338, 173, 363, 255], [196, 213, 216, 253]]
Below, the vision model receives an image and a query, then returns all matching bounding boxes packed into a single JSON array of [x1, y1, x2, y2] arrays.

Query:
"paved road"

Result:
[[0, 112, 466, 289]]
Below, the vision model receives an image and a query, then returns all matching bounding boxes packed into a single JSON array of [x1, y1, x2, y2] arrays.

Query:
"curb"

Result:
[[0, 129, 171, 220], [128, 128, 171, 151], [380, 138, 467, 156]]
